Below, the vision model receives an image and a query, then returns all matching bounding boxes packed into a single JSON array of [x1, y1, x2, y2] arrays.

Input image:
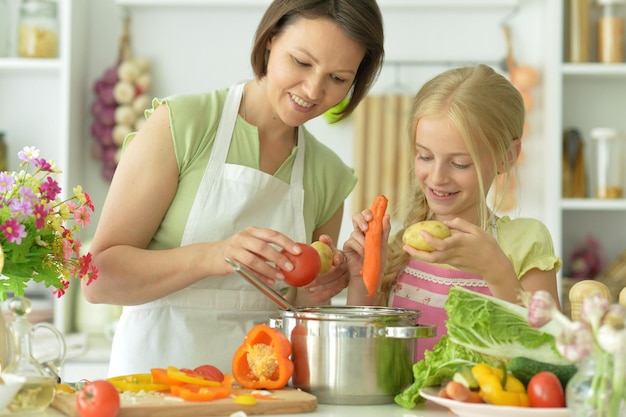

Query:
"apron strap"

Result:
[[181, 82, 244, 246], [206, 82, 245, 172]]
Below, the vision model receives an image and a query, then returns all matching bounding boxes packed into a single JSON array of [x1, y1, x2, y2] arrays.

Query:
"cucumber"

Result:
[[508, 357, 578, 388]]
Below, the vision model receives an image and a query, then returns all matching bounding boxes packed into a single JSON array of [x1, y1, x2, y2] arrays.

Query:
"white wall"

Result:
[[82, 1, 549, 246]]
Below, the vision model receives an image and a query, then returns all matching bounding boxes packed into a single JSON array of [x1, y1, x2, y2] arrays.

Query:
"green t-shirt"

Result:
[[495, 216, 562, 277], [126, 87, 357, 250]]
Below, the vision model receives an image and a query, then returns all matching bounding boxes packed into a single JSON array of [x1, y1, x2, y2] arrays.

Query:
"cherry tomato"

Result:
[[193, 364, 225, 382], [527, 371, 565, 408], [76, 380, 121, 417], [280, 243, 321, 287]]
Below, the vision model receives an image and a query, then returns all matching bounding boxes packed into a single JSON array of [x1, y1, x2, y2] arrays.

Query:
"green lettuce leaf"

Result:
[[394, 335, 487, 408], [445, 286, 568, 365]]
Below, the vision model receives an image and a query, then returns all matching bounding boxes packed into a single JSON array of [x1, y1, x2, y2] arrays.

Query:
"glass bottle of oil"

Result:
[[3, 297, 66, 412]]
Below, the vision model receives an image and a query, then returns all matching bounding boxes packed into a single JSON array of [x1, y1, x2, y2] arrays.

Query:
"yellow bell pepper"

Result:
[[471, 363, 529, 407], [108, 373, 171, 392]]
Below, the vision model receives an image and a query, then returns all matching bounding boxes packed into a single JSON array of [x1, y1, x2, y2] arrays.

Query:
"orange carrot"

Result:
[[360, 195, 388, 297], [444, 381, 483, 403]]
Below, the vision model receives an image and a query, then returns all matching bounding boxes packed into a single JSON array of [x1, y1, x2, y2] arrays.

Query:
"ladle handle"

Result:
[[225, 257, 299, 313]]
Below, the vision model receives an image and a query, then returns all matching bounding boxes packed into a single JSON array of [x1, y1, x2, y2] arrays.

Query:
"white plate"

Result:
[[419, 387, 569, 417]]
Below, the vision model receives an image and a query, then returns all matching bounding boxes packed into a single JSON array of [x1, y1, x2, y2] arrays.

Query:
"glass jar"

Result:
[[2, 297, 66, 412], [0, 131, 7, 171], [567, 351, 626, 417], [597, 0, 625, 63], [568, 0, 591, 62], [0, 305, 13, 371], [590, 127, 624, 198], [0, 0, 9, 57], [17, 0, 58, 58]]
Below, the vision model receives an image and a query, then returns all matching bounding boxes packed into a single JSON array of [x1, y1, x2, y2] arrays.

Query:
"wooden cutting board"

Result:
[[51, 388, 317, 417]]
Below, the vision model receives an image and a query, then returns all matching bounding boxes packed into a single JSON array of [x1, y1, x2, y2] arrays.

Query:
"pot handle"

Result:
[[382, 325, 436, 339], [268, 316, 283, 329]]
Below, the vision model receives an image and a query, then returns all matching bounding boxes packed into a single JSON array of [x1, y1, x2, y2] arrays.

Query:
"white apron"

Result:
[[108, 82, 307, 377]]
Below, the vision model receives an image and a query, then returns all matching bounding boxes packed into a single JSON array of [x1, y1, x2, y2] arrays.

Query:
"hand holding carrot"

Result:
[[343, 195, 391, 304], [361, 195, 388, 297]]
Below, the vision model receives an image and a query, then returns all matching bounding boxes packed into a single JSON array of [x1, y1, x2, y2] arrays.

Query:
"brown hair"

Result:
[[251, 0, 384, 122]]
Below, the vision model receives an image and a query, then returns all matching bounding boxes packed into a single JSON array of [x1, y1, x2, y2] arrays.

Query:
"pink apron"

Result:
[[389, 259, 492, 361]]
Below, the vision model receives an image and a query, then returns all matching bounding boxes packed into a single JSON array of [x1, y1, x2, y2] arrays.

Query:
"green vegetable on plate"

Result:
[[394, 286, 576, 409]]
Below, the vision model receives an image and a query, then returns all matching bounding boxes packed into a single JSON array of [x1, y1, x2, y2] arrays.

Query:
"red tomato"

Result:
[[527, 371, 566, 408], [193, 364, 225, 382], [76, 380, 121, 417], [280, 243, 321, 287]]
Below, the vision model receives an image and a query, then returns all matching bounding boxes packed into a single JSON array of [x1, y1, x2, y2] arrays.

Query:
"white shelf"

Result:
[[563, 63, 626, 77], [114, 0, 518, 8], [0, 57, 63, 71], [562, 199, 626, 211]]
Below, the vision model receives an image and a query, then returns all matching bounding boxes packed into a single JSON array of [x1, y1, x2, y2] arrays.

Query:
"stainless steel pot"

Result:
[[269, 306, 435, 405]]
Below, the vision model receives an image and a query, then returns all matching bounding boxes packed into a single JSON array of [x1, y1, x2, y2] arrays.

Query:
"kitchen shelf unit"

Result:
[[0, 0, 87, 333], [553, 1, 626, 281]]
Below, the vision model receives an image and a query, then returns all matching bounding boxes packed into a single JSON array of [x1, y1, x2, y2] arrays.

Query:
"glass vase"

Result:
[[567, 349, 626, 417], [0, 304, 13, 371], [2, 297, 66, 412]]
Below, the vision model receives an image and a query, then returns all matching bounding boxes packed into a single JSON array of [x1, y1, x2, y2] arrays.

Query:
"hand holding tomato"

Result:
[[280, 243, 321, 287], [76, 380, 120, 417], [527, 371, 565, 408]]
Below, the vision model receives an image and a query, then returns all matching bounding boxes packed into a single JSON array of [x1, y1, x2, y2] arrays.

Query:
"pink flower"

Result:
[[73, 206, 91, 228], [62, 239, 73, 261], [34, 158, 53, 172], [33, 203, 49, 229], [0, 219, 28, 244], [39, 176, 61, 201]]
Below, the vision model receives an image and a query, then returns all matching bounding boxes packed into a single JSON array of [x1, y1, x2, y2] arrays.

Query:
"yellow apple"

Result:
[[311, 241, 333, 274]]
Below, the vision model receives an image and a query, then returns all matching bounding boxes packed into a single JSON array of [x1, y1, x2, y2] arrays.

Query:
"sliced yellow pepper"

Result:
[[56, 383, 76, 394], [108, 373, 170, 392], [233, 394, 258, 405], [471, 363, 529, 407]]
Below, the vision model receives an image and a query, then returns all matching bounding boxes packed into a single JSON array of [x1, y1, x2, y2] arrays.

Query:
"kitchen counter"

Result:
[[3, 400, 451, 417]]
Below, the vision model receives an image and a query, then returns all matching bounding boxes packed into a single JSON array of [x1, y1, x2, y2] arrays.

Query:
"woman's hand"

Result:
[[294, 234, 350, 305], [218, 226, 302, 287]]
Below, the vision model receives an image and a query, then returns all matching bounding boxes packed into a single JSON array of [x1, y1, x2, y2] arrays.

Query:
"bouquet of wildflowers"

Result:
[[0, 147, 98, 300]]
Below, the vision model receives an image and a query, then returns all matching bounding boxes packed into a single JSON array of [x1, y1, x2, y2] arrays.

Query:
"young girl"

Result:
[[344, 64, 561, 360]]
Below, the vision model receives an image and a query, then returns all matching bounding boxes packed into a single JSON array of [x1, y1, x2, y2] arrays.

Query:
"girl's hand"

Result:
[[342, 209, 371, 281], [403, 218, 512, 284], [343, 210, 391, 304]]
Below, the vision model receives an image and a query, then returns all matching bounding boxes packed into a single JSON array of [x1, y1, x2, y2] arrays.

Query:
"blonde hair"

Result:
[[378, 64, 525, 305]]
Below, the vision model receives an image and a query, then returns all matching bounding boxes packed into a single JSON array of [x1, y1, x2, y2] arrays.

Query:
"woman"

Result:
[[83, 0, 384, 376]]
